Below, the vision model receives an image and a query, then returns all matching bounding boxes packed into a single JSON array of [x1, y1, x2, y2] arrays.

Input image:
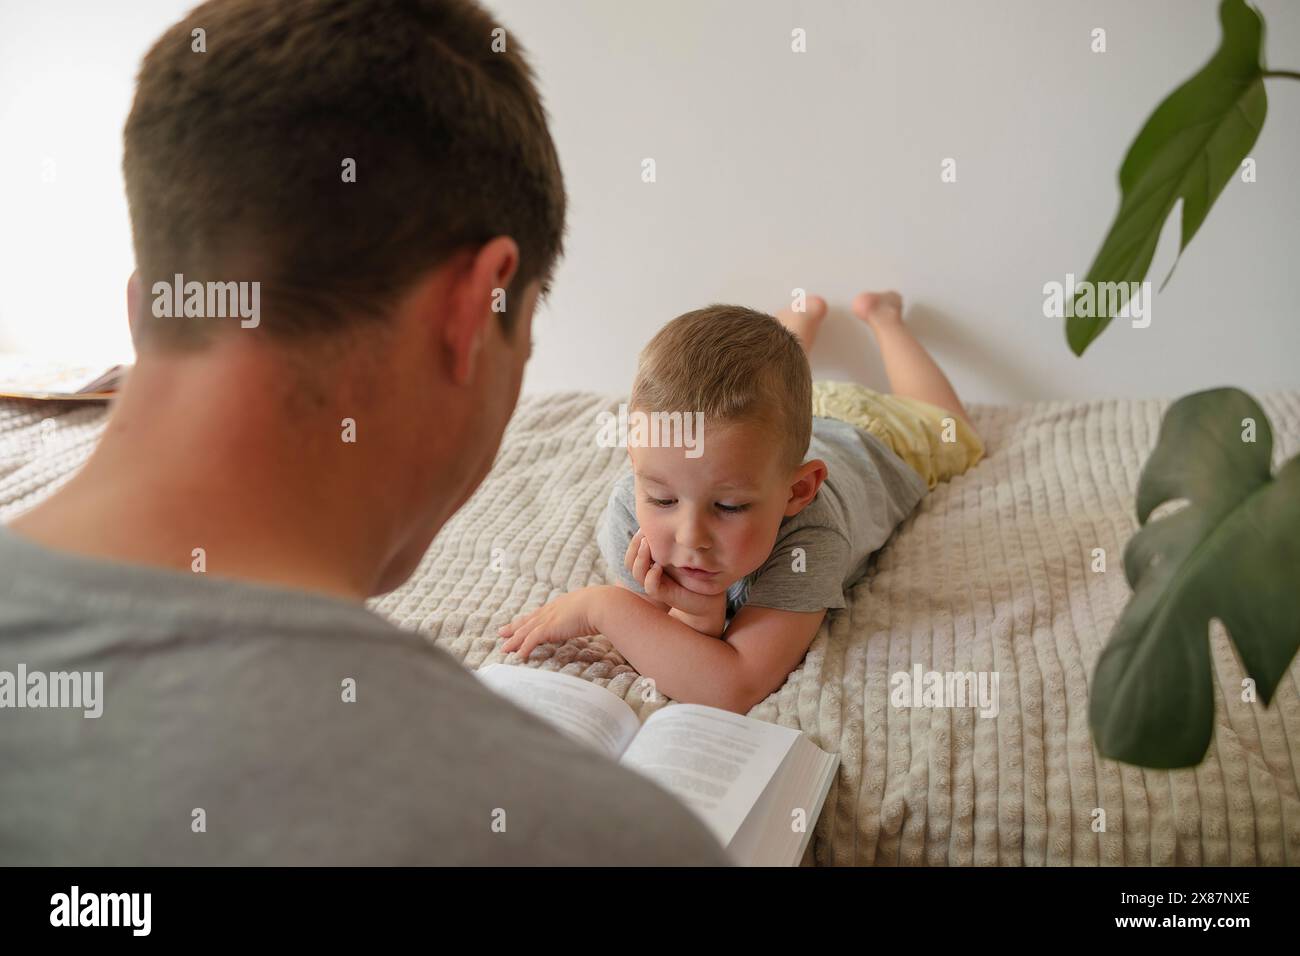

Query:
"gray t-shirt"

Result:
[[0, 525, 730, 865], [596, 415, 928, 617]]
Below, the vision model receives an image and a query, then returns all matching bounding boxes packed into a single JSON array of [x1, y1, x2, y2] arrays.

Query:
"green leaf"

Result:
[[1089, 388, 1300, 768], [1067, 0, 1267, 356]]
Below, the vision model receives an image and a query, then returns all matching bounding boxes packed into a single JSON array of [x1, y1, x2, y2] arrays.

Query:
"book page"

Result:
[[618, 704, 799, 847], [475, 663, 641, 761]]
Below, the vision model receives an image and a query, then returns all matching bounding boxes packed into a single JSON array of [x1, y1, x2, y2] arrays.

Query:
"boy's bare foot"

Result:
[[775, 295, 827, 352], [852, 290, 903, 333]]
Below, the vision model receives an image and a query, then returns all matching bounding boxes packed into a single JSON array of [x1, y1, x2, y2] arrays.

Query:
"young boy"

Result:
[[498, 291, 984, 714]]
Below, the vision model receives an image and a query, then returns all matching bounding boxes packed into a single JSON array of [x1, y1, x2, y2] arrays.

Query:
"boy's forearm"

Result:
[[617, 580, 724, 637], [592, 586, 745, 711], [621, 583, 671, 613], [619, 583, 722, 637], [667, 605, 725, 638]]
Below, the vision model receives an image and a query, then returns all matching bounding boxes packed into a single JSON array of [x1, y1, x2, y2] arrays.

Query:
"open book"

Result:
[[0, 355, 128, 401], [476, 663, 839, 866]]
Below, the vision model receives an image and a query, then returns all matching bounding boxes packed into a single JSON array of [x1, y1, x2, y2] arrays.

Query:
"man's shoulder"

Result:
[[0, 558, 726, 864]]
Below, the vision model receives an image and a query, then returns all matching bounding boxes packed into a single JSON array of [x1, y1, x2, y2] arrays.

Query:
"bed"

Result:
[[3, 388, 1298, 865]]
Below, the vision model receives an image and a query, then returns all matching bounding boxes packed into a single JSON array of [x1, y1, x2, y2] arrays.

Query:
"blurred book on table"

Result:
[[0, 355, 128, 401]]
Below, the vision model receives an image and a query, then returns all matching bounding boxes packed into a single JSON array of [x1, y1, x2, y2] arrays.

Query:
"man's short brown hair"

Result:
[[630, 306, 812, 474], [123, 0, 565, 349]]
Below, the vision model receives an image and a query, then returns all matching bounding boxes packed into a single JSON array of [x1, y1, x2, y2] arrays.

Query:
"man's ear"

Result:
[[126, 270, 144, 342], [784, 458, 828, 516], [447, 236, 520, 386]]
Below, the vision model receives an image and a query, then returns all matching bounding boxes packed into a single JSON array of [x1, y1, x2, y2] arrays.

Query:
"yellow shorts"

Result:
[[811, 380, 984, 490]]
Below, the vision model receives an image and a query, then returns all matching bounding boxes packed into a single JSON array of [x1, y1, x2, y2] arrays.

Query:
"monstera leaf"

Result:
[[1067, 0, 1268, 356], [1090, 388, 1300, 768]]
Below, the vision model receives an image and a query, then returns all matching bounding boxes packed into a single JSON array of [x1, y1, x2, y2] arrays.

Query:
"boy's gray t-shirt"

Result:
[[597, 416, 929, 616], [0, 525, 730, 866]]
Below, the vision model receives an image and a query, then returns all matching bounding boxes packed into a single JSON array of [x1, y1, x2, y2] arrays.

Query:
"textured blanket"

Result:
[[3, 389, 1298, 865]]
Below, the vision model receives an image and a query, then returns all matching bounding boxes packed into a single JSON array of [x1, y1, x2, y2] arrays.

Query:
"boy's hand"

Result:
[[625, 528, 727, 638], [497, 587, 603, 658]]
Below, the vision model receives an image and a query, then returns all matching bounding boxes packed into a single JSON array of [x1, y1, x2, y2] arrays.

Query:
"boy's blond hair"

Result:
[[630, 305, 811, 473]]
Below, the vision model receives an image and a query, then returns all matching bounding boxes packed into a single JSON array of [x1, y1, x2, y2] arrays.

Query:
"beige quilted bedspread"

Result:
[[3, 389, 1299, 865]]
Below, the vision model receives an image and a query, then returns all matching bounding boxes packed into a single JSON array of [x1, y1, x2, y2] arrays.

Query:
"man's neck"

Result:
[[7, 347, 399, 603]]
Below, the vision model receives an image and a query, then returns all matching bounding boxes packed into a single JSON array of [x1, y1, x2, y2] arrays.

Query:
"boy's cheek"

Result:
[[636, 521, 671, 564], [733, 525, 773, 577]]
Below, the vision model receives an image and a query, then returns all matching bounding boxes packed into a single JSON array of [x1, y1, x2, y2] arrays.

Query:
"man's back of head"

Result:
[[125, 0, 564, 353]]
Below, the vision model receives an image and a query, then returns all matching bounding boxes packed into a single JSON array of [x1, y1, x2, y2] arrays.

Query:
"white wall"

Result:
[[0, 1, 179, 364], [3, 0, 1298, 402]]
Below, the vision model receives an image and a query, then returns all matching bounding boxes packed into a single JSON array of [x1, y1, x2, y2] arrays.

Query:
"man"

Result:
[[0, 0, 729, 865]]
